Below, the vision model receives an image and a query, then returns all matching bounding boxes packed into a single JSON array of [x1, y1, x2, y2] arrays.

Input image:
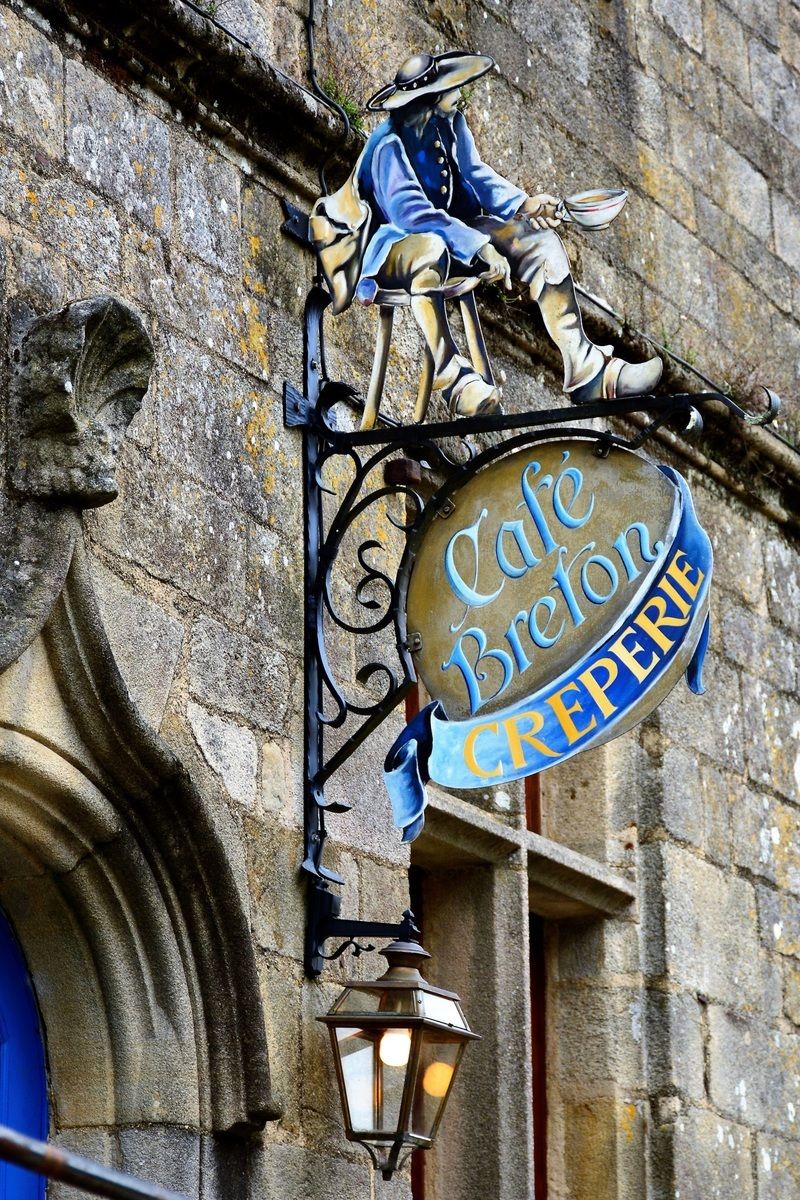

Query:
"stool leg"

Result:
[[414, 346, 435, 423], [362, 306, 394, 431], [459, 292, 495, 385]]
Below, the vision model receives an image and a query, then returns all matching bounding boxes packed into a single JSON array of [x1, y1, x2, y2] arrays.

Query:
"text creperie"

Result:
[[461, 549, 705, 778]]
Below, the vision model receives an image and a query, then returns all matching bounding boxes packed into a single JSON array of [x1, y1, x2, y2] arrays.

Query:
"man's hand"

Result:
[[476, 243, 512, 290], [519, 192, 562, 229]]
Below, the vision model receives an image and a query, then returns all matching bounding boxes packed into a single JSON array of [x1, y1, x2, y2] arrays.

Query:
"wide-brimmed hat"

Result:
[[367, 51, 494, 112]]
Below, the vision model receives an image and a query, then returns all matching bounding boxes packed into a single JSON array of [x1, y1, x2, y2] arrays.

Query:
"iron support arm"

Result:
[[287, 250, 781, 979], [307, 878, 420, 975]]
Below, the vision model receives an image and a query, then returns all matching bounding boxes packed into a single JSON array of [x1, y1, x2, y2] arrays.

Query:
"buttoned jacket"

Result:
[[310, 109, 525, 312]]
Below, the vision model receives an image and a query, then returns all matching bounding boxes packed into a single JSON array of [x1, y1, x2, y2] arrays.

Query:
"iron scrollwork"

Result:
[[286, 280, 780, 976]]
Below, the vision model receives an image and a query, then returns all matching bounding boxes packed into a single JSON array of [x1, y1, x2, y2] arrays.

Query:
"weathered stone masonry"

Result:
[[0, 1, 798, 1199]]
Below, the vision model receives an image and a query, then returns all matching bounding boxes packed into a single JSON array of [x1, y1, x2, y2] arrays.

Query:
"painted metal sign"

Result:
[[385, 439, 712, 840]]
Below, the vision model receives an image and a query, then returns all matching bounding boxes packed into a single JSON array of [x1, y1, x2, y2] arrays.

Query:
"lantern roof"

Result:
[[319, 937, 479, 1036]]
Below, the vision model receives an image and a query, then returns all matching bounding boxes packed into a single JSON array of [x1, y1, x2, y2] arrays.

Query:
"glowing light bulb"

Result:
[[379, 1029, 411, 1067], [422, 1060, 454, 1099]]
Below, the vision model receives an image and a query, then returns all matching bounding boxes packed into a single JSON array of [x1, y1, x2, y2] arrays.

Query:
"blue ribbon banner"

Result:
[[385, 468, 712, 842]]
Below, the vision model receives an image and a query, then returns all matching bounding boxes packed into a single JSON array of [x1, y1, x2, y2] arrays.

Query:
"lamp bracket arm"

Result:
[[322, 936, 376, 962], [308, 880, 419, 974], [322, 917, 413, 942]]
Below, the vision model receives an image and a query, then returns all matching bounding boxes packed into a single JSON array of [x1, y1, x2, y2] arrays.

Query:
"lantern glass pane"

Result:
[[336, 1027, 376, 1132], [411, 1038, 462, 1140], [378, 1027, 413, 1133], [333, 987, 418, 1016], [420, 992, 466, 1028]]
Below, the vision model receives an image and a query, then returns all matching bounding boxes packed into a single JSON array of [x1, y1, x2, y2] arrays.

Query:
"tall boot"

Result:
[[537, 278, 663, 402], [536, 278, 609, 393], [410, 291, 499, 416], [409, 290, 460, 381]]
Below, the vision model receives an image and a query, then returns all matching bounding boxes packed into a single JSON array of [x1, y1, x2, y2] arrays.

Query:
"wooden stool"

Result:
[[360, 277, 494, 430]]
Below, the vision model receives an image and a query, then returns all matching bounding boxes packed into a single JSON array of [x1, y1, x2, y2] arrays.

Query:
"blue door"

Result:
[[0, 907, 48, 1200]]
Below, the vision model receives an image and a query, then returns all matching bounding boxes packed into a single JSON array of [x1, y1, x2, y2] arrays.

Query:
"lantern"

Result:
[[318, 934, 480, 1179]]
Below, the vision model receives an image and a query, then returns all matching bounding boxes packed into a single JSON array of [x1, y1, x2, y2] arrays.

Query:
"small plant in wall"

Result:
[[321, 74, 367, 135], [191, 0, 231, 19]]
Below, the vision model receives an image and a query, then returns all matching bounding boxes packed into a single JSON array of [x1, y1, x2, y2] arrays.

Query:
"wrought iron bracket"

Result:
[[307, 882, 420, 975], [280, 198, 312, 248], [286, 265, 780, 976]]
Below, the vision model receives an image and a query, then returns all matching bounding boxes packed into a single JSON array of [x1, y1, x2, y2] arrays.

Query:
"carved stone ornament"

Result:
[[1, 296, 153, 676], [10, 295, 154, 505]]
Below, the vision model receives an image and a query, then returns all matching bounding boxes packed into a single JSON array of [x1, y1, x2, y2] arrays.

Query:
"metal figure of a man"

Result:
[[311, 51, 662, 419]]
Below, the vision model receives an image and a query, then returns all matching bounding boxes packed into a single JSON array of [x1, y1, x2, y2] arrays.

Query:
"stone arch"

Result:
[[0, 542, 279, 1136]]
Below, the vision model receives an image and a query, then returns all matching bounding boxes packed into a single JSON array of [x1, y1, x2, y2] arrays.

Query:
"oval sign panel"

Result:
[[386, 438, 713, 839]]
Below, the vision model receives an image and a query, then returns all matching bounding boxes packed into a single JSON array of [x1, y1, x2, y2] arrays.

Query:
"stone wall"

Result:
[[540, 472, 800, 1198], [0, 1, 797, 1199]]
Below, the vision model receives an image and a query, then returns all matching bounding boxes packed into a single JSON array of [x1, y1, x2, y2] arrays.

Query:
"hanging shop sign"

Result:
[[385, 438, 712, 840], [282, 42, 778, 982]]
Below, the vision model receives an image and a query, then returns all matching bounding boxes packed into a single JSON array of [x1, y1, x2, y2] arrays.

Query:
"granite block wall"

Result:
[[0, 1, 797, 1198]]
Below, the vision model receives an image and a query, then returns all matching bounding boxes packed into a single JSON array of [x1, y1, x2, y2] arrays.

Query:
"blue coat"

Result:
[[354, 110, 526, 304]]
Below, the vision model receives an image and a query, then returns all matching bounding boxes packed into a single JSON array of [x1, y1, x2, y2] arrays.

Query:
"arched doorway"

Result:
[[0, 907, 47, 1200], [0, 544, 277, 1139]]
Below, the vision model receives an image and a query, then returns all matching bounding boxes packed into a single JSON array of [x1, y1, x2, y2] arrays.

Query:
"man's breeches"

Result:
[[376, 222, 569, 293], [476, 215, 608, 392], [376, 222, 608, 393], [473, 215, 570, 299]]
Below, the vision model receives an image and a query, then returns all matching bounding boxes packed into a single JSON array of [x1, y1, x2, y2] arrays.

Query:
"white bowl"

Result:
[[559, 188, 628, 230]]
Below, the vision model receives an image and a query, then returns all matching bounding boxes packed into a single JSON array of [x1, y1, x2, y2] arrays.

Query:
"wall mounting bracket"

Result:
[[285, 241, 780, 977]]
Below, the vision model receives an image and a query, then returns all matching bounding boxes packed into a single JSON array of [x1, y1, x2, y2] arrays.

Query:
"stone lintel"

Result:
[[413, 787, 523, 869], [414, 787, 636, 922], [526, 832, 637, 920]]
